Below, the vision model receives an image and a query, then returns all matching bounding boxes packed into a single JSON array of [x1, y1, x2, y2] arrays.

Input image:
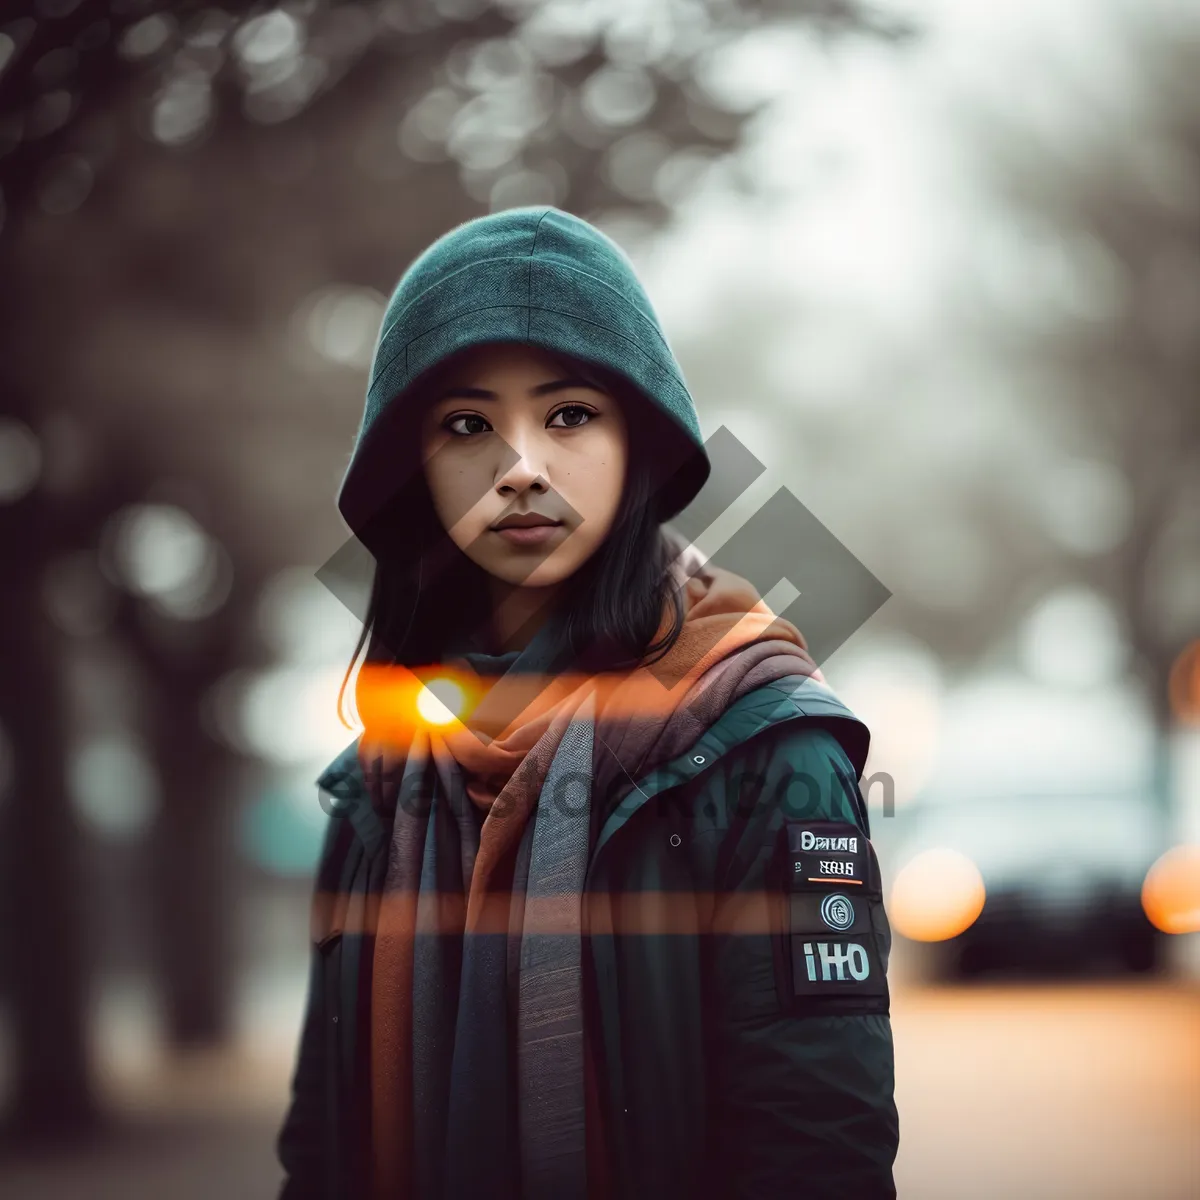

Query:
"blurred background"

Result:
[[1, 0, 1198, 1197]]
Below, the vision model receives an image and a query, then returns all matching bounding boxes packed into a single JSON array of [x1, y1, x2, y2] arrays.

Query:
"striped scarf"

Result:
[[362, 541, 823, 1199]]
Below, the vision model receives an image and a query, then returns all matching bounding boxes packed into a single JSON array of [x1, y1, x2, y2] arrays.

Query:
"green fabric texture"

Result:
[[336, 205, 711, 540]]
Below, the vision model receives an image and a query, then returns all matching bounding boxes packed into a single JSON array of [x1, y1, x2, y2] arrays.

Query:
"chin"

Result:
[[477, 545, 597, 590], [487, 561, 575, 589]]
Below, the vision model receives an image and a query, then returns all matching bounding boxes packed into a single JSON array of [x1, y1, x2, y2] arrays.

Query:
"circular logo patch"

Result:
[[820, 892, 855, 931]]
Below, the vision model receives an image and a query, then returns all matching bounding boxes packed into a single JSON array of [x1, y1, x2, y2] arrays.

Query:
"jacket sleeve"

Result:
[[699, 722, 900, 1199], [276, 812, 348, 1200]]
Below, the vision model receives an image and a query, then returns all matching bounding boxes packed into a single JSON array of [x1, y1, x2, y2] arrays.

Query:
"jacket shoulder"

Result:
[[698, 721, 869, 829], [685, 680, 874, 842], [705, 674, 871, 782]]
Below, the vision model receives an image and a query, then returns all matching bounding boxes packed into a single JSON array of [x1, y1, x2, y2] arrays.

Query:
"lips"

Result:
[[489, 512, 565, 547], [491, 512, 562, 530]]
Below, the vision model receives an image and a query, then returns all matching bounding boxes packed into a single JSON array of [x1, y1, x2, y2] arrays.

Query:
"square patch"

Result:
[[775, 820, 890, 1010], [784, 819, 878, 893]]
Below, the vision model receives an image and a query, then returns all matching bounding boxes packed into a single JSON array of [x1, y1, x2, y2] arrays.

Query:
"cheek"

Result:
[[424, 459, 487, 542], [423, 461, 452, 523], [575, 432, 628, 525]]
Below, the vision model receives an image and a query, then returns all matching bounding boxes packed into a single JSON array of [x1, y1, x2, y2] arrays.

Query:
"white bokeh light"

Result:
[[827, 636, 945, 810], [70, 737, 159, 842], [1018, 585, 1127, 689]]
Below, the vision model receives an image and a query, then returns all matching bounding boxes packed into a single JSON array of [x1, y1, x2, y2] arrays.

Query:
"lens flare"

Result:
[[417, 677, 466, 726], [1141, 844, 1200, 934], [889, 847, 986, 942], [354, 663, 484, 746]]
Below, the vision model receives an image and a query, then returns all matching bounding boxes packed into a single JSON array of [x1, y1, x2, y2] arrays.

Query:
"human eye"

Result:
[[444, 412, 491, 436], [547, 404, 596, 429]]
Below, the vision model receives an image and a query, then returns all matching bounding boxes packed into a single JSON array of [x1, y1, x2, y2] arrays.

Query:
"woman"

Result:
[[276, 206, 899, 1200]]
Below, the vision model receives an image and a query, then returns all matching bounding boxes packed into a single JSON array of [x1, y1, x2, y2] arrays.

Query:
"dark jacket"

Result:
[[276, 674, 899, 1199]]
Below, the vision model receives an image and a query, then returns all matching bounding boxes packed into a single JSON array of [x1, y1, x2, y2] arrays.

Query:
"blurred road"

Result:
[[1, 966, 1197, 1199], [891, 972, 1200, 1200]]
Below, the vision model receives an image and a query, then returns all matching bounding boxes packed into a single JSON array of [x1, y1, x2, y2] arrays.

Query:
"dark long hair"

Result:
[[336, 346, 695, 726]]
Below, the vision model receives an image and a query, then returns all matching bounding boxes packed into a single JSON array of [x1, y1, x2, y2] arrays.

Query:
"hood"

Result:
[[336, 205, 711, 547]]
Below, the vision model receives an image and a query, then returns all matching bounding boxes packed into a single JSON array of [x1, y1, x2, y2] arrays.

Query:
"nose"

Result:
[[494, 428, 550, 498]]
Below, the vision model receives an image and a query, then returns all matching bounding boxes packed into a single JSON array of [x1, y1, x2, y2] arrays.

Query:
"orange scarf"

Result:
[[362, 543, 823, 1199]]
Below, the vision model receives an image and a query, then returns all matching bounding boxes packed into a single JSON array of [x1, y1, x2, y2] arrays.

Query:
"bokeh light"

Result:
[[355, 663, 486, 750], [150, 74, 213, 146], [889, 847, 987, 942], [828, 637, 944, 810], [1028, 456, 1132, 556], [118, 14, 175, 61], [0, 417, 42, 503], [416, 678, 467, 726], [102, 503, 232, 620], [1018, 585, 1127, 689], [68, 736, 159, 842], [1168, 639, 1200, 726], [232, 10, 302, 68], [300, 285, 387, 369], [208, 664, 357, 764], [256, 566, 363, 665], [1141, 843, 1200, 933]]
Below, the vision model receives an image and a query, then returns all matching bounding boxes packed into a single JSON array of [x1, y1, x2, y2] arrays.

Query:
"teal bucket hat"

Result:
[[336, 205, 711, 545]]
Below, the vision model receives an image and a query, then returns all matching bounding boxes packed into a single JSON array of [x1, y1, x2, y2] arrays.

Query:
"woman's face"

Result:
[[418, 341, 630, 590]]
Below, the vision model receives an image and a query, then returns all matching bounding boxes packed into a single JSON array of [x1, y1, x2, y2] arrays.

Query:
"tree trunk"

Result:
[[135, 581, 261, 1049], [0, 392, 99, 1140]]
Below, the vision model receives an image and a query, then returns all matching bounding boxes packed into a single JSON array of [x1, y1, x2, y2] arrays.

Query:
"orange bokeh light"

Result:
[[355, 663, 487, 747], [889, 847, 987, 942], [1141, 844, 1200, 934], [1168, 640, 1200, 725]]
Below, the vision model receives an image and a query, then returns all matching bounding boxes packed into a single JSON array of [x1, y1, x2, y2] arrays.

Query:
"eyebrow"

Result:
[[433, 377, 600, 403]]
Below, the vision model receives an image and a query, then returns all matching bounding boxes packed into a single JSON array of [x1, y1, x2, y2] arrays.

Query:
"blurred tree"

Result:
[[967, 14, 1200, 808], [0, 0, 914, 1142], [0, 410, 98, 1141]]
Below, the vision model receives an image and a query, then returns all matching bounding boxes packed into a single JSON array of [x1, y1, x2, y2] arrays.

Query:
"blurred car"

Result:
[[885, 791, 1170, 980]]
